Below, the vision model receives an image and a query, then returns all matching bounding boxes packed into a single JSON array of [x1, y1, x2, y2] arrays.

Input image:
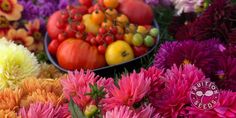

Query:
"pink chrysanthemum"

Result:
[[103, 106, 138, 118], [19, 102, 60, 118], [136, 104, 160, 118], [140, 66, 164, 103], [184, 91, 236, 117], [154, 64, 208, 117], [101, 71, 151, 112], [61, 70, 98, 109], [57, 104, 71, 118]]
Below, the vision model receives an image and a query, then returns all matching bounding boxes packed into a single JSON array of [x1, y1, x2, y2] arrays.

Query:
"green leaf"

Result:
[[69, 97, 86, 118]]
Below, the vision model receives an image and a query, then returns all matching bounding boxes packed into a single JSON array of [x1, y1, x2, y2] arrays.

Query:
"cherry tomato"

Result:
[[85, 33, 95, 43], [66, 5, 74, 10], [116, 25, 124, 34], [116, 14, 129, 27], [77, 23, 86, 32], [115, 33, 124, 40], [104, 0, 119, 8], [60, 10, 69, 21], [101, 20, 113, 29], [70, 8, 79, 17], [133, 45, 148, 57], [79, 0, 92, 7], [105, 35, 113, 44], [75, 32, 84, 39], [91, 10, 105, 24], [109, 26, 118, 34], [90, 37, 97, 45], [98, 45, 106, 54], [58, 33, 67, 42], [76, 5, 88, 15], [95, 35, 104, 44], [73, 14, 82, 22], [48, 40, 60, 55], [65, 25, 76, 37], [105, 8, 118, 20], [99, 27, 107, 34]]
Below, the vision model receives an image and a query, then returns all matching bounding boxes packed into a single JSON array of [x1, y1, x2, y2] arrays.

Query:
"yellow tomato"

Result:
[[104, 0, 119, 9], [105, 8, 118, 20], [116, 14, 129, 27], [127, 24, 136, 33], [105, 40, 134, 65], [101, 20, 113, 29], [124, 33, 134, 44], [137, 26, 148, 35], [91, 10, 105, 24], [82, 14, 99, 34]]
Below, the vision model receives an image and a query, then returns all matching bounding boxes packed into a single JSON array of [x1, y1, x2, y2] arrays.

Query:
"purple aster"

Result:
[[154, 39, 222, 77], [145, 0, 171, 6]]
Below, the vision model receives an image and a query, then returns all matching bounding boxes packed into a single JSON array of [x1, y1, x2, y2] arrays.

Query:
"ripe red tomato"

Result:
[[48, 40, 60, 56], [98, 45, 106, 54], [57, 39, 106, 70], [78, 0, 92, 7], [118, 1, 153, 25], [132, 45, 148, 57], [47, 11, 63, 39], [105, 35, 113, 44]]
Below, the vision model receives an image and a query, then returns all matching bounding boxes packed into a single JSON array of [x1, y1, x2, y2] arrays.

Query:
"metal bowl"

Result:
[[44, 21, 159, 77]]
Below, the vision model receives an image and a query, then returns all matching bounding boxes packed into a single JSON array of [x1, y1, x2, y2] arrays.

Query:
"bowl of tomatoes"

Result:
[[44, 0, 159, 77]]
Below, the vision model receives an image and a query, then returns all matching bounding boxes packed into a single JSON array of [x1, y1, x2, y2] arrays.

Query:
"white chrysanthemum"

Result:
[[0, 37, 39, 89]]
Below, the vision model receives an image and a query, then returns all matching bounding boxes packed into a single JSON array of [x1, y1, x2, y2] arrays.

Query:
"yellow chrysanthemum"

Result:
[[0, 109, 18, 118], [38, 63, 63, 79], [0, 88, 23, 110], [20, 77, 63, 96], [0, 38, 40, 89], [20, 89, 63, 108]]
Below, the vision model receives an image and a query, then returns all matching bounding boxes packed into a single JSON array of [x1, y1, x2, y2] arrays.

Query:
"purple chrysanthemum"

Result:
[[154, 39, 222, 77]]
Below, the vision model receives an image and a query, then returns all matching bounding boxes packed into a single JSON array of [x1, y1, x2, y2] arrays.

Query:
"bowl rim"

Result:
[[44, 21, 160, 73]]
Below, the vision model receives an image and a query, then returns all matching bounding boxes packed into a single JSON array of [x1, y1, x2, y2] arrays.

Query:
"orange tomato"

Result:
[[104, 0, 119, 8], [116, 14, 129, 27], [91, 10, 105, 24], [101, 20, 113, 29], [105, 8, 118, 20], [116, 25, 124, 34]]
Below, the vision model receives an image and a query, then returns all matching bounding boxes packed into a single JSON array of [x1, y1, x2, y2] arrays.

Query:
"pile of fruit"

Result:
[[47, 0, 159, 70]]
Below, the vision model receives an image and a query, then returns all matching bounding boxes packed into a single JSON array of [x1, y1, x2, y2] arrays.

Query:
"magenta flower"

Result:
[[154, 39, 222, 77], [154, 64, 208, 117], [101, 71, 151, 112], [103, 106, 137, 118]]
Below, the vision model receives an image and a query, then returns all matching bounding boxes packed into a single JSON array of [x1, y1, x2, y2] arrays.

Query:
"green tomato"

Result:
[[132, 33, 143, 46], [149, 28, 159, 37], [144, 35, 154, 47]]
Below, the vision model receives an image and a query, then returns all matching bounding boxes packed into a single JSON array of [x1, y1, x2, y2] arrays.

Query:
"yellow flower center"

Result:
[[0, 15, 9, 28], [33, 32, 42, 40], [183, 59, 191, 65], [0, 0, 13, 13]]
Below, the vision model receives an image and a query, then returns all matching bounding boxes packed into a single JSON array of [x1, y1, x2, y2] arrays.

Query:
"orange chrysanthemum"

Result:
[[0, 109, 18, 118], [6, 28, 34, 47], [20, 77, 63, 97], [25, 19, 43, 52], [0, 88, 23, 110], [20, 89, 63, 108], [0, 0, 23, 21]]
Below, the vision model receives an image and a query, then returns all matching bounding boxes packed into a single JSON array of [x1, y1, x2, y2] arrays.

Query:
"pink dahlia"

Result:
[[101, 71, 151, 112], [136, 104, 160, 118], [140, 66, 164, 103], [103, 106, 138, 118], [61, 70, 98, 109], [19, 102, 60, 118], [154, 64, 208, 117], [97, 77, 114, 97], [154, 39, 222, 77], [57, 104, 71, 118], [184, 91, 236, 117]]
